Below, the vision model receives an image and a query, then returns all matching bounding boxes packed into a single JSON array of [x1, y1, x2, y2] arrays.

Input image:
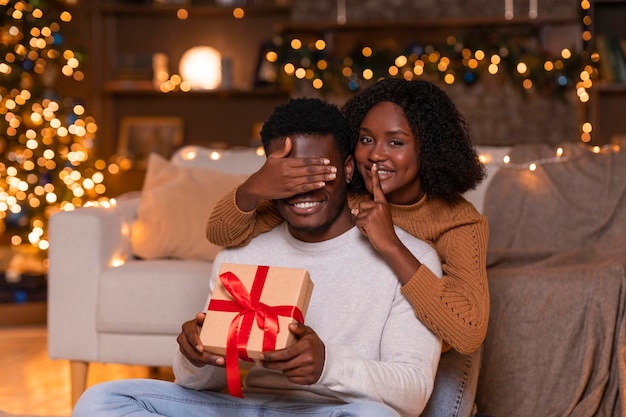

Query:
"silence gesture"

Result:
[[236, 137, 338, 211], [353, 165, 424, 285], [352, 165, 398, 254]]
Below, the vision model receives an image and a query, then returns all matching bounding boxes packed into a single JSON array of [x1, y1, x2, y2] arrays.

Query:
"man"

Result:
[[72, 98, 442, 417]]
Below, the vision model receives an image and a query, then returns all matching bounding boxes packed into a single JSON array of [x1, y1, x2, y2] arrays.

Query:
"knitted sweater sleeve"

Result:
[[205, 186, 284, 248], [400, 203, 489, 355]]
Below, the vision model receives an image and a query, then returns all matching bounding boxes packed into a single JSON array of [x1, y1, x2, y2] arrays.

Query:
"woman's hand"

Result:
[[352, 165, 400, 253], [353, 165, 422, 285], [177, 312, 226, 368], [236, 137, 337, 211]]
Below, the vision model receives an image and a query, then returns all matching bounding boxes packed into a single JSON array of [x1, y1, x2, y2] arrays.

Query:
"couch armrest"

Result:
[[47, 202, 135, 361]]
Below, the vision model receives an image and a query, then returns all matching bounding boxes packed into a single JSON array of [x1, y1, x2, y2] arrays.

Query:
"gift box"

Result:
[[200, 262, 314, 397]]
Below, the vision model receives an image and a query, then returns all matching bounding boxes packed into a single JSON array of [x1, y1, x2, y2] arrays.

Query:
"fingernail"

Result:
[[351, 208, 358, 215], [323, 159, 330, 165], [330, 166, 337, 173], [372, 165, 378, 171]]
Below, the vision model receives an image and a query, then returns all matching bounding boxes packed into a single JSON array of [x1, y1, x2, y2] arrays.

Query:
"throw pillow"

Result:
[[131, 153, 249, 262]]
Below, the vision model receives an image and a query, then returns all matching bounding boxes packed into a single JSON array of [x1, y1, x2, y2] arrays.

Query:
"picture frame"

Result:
[[118, 116, 184, 168], [253, 40, 279, 88]]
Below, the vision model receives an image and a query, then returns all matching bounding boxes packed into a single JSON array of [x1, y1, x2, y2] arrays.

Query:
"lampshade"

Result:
[[179, 46, 222, 90]]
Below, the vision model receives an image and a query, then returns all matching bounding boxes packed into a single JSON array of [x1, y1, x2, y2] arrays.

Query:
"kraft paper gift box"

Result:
[[200, 262, 314, 360]]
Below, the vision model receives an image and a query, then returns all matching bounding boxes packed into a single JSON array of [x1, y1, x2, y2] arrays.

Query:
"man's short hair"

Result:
[[260, 98, 352, 161]]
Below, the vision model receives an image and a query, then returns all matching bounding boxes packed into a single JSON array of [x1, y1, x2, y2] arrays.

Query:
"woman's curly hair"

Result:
[[341, 78, 486, 202]]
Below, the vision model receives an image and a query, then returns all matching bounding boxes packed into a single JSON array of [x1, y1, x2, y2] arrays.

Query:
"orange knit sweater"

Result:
[[206, 188, 489, 355]]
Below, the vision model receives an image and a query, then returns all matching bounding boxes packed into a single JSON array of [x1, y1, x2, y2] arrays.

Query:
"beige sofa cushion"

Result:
[[131, 153, 249, 262]]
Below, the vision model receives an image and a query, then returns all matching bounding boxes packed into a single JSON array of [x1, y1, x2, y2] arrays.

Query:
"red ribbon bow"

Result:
[[207, 265, 305, 398]]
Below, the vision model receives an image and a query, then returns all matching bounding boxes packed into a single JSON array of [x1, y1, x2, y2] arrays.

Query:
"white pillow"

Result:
[[131, 153, 250, 262]]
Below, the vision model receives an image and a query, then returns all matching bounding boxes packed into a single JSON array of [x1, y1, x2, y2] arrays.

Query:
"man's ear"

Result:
[[344, 155, 355, 184]]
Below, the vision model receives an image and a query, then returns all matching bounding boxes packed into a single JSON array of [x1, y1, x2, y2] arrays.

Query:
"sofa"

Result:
[[48, 142, 626, 416]]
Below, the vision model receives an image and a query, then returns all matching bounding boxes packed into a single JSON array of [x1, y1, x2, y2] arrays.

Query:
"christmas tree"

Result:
[[0, 0, 108, 258]]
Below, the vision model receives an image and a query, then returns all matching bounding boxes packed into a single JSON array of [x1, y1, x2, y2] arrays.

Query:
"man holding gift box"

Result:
[[73, 98, 443, 417]]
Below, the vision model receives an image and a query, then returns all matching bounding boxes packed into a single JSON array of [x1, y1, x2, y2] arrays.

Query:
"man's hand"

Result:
[[177, 312, 226, 368], [236, 137, 337, 211], [258, 322, 325, 385], [352, 165, 399, 254]]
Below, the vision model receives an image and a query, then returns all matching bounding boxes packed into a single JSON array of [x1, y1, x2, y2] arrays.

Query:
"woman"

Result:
[[206, 79, 488, 356]]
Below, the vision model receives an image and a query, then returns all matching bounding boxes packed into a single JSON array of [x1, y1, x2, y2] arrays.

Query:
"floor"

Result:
[[0, 325, 174, 417]]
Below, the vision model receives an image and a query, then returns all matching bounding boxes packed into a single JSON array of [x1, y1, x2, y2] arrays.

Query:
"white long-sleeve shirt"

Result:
[[174, 224, 442, 417]]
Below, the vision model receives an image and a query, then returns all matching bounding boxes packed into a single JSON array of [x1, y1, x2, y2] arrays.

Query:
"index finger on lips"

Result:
[[371, 165, 387, 203]]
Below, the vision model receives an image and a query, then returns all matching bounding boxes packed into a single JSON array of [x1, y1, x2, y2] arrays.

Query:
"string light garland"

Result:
[[265, 19, 592, 98], [255, 0, 600, 145], [0, 0, 111, 254], [478, 142, 622, 173]]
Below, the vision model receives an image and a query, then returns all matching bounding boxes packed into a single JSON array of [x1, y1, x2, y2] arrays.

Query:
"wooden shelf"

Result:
[[593, 82, 626, 92], [103, 80, 290, 97], [282, 15, 579, 34], [100, 3, 291, 16], [587, 0, 626, 143], [90, 0, 293, 157]]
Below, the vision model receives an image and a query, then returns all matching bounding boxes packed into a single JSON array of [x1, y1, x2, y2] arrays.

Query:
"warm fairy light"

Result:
[[395, 55, 408, 67], [556, 147, 564, 157], [283, 63, 295, 75], [177, 9, 188, 19], [181, 148, 198, 160], [233, 8, 244, 19], [111, 257, 126, 268], [529, 163, 537, 171], [210, 151, 222, 161], [290, 39, 302, 50], [266, 51, 278, 62]]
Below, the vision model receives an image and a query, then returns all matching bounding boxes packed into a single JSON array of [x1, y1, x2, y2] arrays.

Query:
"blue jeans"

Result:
[[420, 346, 483, 417], [72, 378, 400, 417]]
